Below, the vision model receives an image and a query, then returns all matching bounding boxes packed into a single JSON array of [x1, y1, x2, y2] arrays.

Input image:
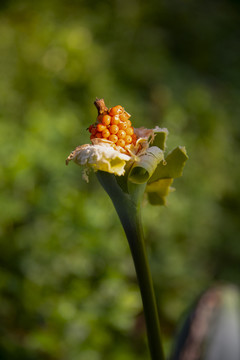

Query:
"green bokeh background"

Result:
[[1, 1, 240, 359]]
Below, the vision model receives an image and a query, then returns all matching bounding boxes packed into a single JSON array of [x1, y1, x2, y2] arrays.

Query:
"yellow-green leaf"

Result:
[[148, 146, 188, 183], [128, 147, 164, 184], [146, 178, 174, 206], [151, 128, 168, 151], [146, 178, 174, 196]]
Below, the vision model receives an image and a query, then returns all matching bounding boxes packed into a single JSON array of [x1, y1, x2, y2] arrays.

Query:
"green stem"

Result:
[[97, 171, 165, 360]]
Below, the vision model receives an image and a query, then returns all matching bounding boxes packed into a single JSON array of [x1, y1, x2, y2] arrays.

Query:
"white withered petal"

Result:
[[66, 143, 131, 178]]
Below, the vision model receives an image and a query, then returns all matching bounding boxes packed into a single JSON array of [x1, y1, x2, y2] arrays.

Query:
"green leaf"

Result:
[[146, 178, 174, 206], [148, 146, 188, 183], [128, 147, 164, 184], [147, 192, 166, 206], [151, 128, 168, 151]]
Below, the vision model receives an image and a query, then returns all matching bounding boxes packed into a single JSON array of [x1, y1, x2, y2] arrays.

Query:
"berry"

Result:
[[109, 134, 118, 143], [102, 128, 110, 138], [88, 125, 93, 133], [116, 139, 125, 147], [125, 135, 132, 144], [126, 127, 134, 136], [132, 134, 137, 144], [96, 132, 102, 138], [97, 111, 107, 121], [102, 115, 111, 126], [109, 125, 119, 134], [97, 114, 103, 122], [117, 130, 126, 139], [111, 115, 120, 125], [118, 122, 128, 131], [97, 123, 106, 132], [126, 120, 132, 127], [109, 105, 124, 116], [91, 127, 97, 135], [119, 112, 129, 122]]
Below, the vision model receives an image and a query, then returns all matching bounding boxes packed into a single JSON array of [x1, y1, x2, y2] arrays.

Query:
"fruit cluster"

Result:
[[88, 105, 137, 149]]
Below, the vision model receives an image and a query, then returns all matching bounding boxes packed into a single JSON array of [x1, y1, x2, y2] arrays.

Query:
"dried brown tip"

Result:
[[94, 98, 108, 115]]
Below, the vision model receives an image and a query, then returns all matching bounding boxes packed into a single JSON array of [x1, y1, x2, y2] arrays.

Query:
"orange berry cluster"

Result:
[[88, 105, 137, 149]]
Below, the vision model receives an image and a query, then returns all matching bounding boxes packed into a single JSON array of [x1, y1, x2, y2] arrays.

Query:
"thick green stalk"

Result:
[[118, 204, 164, 360], [97, 171, 165, 360]]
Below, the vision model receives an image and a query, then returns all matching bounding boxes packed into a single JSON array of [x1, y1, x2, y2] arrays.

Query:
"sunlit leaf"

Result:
[[151, 128, 168, 151], [128, 147, 164, 184], [149, 146, 188, 183]]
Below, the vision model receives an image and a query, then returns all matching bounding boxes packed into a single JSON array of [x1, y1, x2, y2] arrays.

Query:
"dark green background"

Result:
[[1, 1, 240, 359]]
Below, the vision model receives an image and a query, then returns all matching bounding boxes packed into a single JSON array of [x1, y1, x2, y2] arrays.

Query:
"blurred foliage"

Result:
[[0, 0, 240, 359]]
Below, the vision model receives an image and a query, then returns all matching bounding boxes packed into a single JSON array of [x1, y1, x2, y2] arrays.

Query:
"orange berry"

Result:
[[109, 134, 118, 143], [116, 139, 125, 147], [109, 124, 119, 134], [126, 127, 134, 136], [88, 125, 93, 133], [102, 128, 110, 138], [96, 132, 102, 138], [132, 134, 137, 144], [98, 111, 107, 120], [117, 130, 126, 139], [126, 120, 132, 127], [109, 105, 124, 116], [110, 115, 120, 125], [97, 123, 106, 132], [102, 114, 111, 126], [125, 135, 132, 144], [118, 122, 128, 130], [97, 114, 103, 122], [91, 127, 97, 135], [119, 112, 129, 121]]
